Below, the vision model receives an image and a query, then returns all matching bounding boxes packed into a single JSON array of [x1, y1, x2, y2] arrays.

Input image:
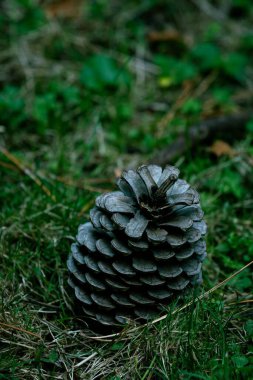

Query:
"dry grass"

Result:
[[1, 1, 253, 378]]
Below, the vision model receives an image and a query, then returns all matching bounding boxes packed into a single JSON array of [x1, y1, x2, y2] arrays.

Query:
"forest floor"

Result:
[[0, 1, 253, 379]]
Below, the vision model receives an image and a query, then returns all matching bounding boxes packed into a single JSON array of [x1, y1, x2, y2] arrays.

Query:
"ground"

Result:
[[0, 1, 253, 379]]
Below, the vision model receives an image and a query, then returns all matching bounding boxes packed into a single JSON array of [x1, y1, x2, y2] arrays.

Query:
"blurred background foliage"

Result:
[[0, 0, 253, 379], [1, 0, 253, 158]]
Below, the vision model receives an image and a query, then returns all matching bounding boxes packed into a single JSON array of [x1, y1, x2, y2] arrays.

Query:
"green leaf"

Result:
[[181, 99, 202, 115], [0, 86, 26, 127], [217, 170, 244, 199], [41, 349, 59, 364], [232, 355, 249, 368], [221, 52, 248, 81], [245, 320, 253, 338], [48, 350, 59, 363], [155, 55, 198, 85], [80, 64, 98, 89], [204, 22, 222, 41], [191, 44, 248, 81], [96, 55, 119, 84], [32, 93, 57, 125], [10, 0, 46, 35], [237, 277, 252, 291], [212, 88, 232, 106], [246, 119, 253, 134], [111, 342, 124, 351], [190, 43, 221, 70], [232, 0, 252, 11], [80, 54, 131, 91]]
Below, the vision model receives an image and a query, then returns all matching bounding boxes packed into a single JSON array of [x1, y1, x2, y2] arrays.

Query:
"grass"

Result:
[[0, 0, 253, 378]]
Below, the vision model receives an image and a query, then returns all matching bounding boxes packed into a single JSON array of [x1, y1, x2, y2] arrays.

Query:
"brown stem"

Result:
[[154, 174, 178, 200], [151, 113, 252, 166]]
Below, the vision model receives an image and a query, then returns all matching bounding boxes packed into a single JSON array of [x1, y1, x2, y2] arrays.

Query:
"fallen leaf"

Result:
[[114, 168, 122, 178], [208, 140, 235, 157], [44, 0, 83, 19], [148, 29, 182, 43]]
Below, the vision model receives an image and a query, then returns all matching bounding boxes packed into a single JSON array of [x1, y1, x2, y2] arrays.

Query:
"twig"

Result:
[[151, 113, 252, 166], [193, 71, 218, 98], [49, 175, 112, 193], [74, 352, 98, 368], [0, 159, 18, 171], [78, 199, 95, 217], [0, 338, 35, 350], [54, 175, 114, 185], [191, 0, 226, 20], [228, 299, 253, 305], [0, 321, 41, 339], [156, 71, 217, 138], [1, 154, 113, 194], [156, 81, 193, 138], [87, 260, 253, 342], [0, 147, 56, 202]]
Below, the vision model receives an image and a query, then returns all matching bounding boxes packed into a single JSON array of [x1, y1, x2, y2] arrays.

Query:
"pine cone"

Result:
[[67, 165, 207, 325]]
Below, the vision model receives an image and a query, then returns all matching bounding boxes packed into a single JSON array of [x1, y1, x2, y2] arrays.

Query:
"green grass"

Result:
[[0, 0, 253, 379]]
